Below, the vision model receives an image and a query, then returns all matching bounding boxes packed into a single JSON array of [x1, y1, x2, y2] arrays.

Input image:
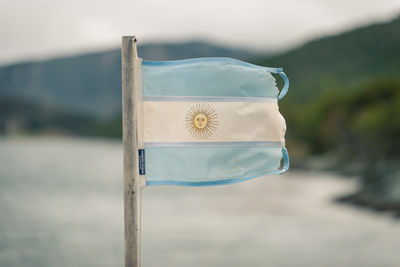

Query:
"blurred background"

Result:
[[1, 0, 400, 266]]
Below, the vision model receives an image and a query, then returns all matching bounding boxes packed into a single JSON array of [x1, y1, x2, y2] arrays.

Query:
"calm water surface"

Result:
[[0, 137, 399, 267]]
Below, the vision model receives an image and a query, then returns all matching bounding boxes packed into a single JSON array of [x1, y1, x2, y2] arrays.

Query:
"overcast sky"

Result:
[[1, 0, 399, 65]]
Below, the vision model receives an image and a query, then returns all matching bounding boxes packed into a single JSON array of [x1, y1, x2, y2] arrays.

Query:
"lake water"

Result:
[[0, 136, 399, 267]]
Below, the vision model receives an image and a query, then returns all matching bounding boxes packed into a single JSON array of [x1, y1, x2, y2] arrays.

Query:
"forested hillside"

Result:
[[259, 16, 400, 211]]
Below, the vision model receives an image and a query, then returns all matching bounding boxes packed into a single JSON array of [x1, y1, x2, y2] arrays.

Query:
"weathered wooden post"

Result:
[[122, 36, 141, 267]]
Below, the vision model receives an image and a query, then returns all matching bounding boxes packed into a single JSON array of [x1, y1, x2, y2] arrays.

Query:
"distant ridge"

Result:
[[138, 41, 257, 61], [0, 41, 257, 118]]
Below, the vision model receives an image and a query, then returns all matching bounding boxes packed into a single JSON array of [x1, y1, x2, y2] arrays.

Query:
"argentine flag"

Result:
[[135, 57, 289, 186]]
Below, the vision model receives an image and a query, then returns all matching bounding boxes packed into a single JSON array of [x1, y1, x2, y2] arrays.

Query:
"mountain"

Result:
[[259, 15, 400, 104], [1, 15, 399, 130], [0, 41, 257, 118]]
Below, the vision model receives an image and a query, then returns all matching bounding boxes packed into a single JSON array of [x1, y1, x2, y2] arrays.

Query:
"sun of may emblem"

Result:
[[185, 103, 218, 140]]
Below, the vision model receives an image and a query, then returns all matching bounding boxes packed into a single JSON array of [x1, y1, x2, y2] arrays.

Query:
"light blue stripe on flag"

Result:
[[142, 57, 287, 98], [145, 146, 289, 186]]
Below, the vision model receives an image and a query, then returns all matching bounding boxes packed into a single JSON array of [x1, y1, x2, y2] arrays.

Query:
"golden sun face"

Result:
[[185, 103, 218, 140]]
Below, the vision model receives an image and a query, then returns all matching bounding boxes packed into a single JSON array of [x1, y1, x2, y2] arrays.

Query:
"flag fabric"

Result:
[[135, 57, 289, 186]]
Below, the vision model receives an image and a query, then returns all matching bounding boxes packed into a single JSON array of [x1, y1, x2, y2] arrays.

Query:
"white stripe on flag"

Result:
[[143, 100, 286, 143]]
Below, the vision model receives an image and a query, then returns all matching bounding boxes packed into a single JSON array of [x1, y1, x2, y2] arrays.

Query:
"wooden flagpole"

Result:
[[122, 36, 141, 267]]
